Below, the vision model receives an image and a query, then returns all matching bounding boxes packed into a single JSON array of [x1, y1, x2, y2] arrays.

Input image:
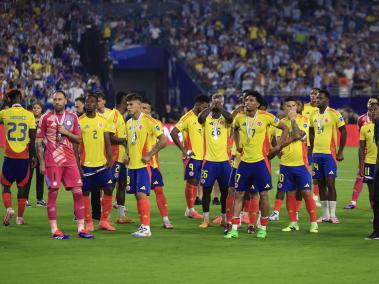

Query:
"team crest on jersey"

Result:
[[257, 121, 262, 126], [324, 119, 328, 123], [139, 125, 144, 129], [220, 120, 225, 125], [98, 122, 104, 128], [66, 120, 72, 126]]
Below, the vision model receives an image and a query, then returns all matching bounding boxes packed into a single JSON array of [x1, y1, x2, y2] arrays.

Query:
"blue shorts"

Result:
[[111, 162, 127, 182], [363, 163, 375, 184], [277, 165, 312, 192], [307, 146, 312, 165], [200, 161, 231, 189], [127, 167, 151, 195], [183, 158, 202, 181], [312, 153, 337, 179], [1, 157, 30, 187], [151, 167, 164, 188], [82, 166, 113, 192], [228, 167, 237, 188], [235, 160, 272, 193]]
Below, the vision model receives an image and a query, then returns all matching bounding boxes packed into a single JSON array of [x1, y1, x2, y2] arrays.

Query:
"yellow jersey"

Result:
[[108, 109, 126, 163], [79, 113, 112, 167], [277, 115, 309, 166], [310, 107, 345, 155], [0, 105, 36, 159], [360, 123, 377, 164], [233, 111, 280, 163], [148, 117, 164, 169], [175, 110, 204, 161], [302, 103, 318, 145], [98, 107, 112, 119], [126, 113, 163, 169], [203, 115, 231, 162], [302, 103, 318, 119]]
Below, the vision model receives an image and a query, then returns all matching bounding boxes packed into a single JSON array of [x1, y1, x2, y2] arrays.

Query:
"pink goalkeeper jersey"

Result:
[[37, 110, 80, 167]]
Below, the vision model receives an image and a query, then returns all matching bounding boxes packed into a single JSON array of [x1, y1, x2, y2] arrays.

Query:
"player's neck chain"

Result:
[[209, 113, 222, 140], [131, 112, 143, 145], [317, 106, 329, 131], [54, 110, 66, 143], [246, 111, 258, 143]]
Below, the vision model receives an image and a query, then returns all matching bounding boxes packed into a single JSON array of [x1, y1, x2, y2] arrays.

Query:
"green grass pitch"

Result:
[[0, 146, 378, 284]]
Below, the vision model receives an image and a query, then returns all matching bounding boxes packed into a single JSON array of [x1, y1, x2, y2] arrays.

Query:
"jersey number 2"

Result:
[[7, 122, 27, 141]]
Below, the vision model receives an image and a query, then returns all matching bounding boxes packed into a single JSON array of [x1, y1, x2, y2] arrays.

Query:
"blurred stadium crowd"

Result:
[[1, 0, 379, 122]]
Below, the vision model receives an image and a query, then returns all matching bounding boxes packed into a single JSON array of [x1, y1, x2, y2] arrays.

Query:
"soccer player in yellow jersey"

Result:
[[197, 93, 233, 228], [141, 99, 173, 229], [225, 90, 288, 239], [108, 92, 133, 224], [366, 102, 379, 240], [170, 95, 210, 219], [97, 92, 112, 119], [274, 96, 318, 233], [358, 101, 379, 209], [125, 93, 166, 238], [79, 93, 114, 232], [90, 92, 112, 219], [0, 89, 36, 226], [309, 90, 347, 224], [302, 88, 321, 206]]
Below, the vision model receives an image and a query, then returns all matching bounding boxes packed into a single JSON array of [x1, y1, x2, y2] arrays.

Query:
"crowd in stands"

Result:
[[2, 0, 378, 121], [0, 1, 104, 109], [108, 0, 379, 98]]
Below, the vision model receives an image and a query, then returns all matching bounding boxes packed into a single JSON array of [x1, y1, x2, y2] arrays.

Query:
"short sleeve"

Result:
[[104, 117, 114, 133], [151, 120, 164, 138], [359, 127, 365, 141], [107, 110, 117, 134], [269, 114, 280, 127], [175, 115, 188, 132], [28, 113, 36, 130], [335, 111, 345, 128], [72, 115, 81, 136], [232, 114, 241, 128]]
